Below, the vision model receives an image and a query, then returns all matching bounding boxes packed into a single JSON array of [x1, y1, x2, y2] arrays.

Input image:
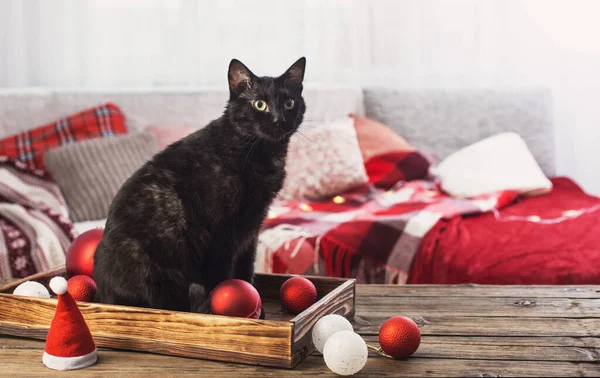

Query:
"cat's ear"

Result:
[[282, 57, 306, 86], [228, 59, 255, 95]]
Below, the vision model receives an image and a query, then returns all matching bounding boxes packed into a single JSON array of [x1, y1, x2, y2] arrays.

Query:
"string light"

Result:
[[425, 190, 438, 197], [562, 209, 580, 217], [332, 196, 345, 204], [491, 204, 600, 224], [299, 203, 313, 212], [266, 205, 288, 219]]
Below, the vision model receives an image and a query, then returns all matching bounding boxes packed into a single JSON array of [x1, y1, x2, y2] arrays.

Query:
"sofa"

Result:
[[0, 87, 555, 174], [2, 87, 599, 285]]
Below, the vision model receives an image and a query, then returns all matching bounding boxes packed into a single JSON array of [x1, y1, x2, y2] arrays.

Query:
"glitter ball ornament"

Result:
[[12, 281, 50, 298], [378, 316, 421, 359], [66, 229, 103, 278], [210, 279, 262, 319], [280, 276, 317, 314], [67, 275, 97, 302], [323, 331, 368, 376], [312, 314, 354, 352]]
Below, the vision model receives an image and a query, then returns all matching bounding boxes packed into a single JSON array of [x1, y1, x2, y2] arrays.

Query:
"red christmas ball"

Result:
[[67, 275, 97, 302], [210, 279, 262, 319], [66, 229, 103, 279], [280, 276, 317, 315], [378, 316, 421, 359]]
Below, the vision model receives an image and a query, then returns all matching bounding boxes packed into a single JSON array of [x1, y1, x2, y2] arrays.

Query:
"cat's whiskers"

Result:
[[298, 120, 320, 131], [300, 120, 320, 125], [295, 130, 313, 143], [297, 122, 318, 137]]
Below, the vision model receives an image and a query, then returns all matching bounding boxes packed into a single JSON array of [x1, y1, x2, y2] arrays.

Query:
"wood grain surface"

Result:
[[1, 281, 599, 377]]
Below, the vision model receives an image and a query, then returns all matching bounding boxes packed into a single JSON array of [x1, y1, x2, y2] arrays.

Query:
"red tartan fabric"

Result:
[[365, 151, 432, 189], [259, 151, 519, 284], [409, 177, 600, 285], [0, 103, 127, 170]]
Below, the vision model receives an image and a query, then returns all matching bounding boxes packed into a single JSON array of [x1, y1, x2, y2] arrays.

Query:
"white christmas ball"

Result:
[[323, 331, 368, 376], [12, 281, 50, 298], [312, 314, 354, 353]]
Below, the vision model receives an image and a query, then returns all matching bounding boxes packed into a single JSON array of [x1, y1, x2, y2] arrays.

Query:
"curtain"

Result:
[[1, 0, 598, 89], [1, 0, 600, 193], [0, 0, 369, 87]]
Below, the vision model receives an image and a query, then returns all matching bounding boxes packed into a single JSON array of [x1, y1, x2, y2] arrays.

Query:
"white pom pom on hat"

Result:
[[49, 276, 68, 295]]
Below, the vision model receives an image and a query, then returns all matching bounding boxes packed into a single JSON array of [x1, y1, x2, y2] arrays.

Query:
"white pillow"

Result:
[[278, 117, 368, 200], [431, 132, 552, 198]]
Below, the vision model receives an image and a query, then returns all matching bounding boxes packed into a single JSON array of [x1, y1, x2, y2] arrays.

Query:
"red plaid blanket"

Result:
[[0, 103, 127, 170], [257, 151, 519, 284]]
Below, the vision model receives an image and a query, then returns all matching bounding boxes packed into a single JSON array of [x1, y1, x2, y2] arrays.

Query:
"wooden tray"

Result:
[[0, 267, 355, 368]]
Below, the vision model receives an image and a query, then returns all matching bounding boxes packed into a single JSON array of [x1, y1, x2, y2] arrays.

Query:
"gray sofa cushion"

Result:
[[44, 132, 158, 222], [364, 89, 555, 176], [0, 87, 364, 137]]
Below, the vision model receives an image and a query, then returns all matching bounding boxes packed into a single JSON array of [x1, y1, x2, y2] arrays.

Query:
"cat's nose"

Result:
[[272, 112, 285, 124]]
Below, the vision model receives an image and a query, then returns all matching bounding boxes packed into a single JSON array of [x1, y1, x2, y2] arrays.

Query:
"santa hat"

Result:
[[42, 276, 97, 370]]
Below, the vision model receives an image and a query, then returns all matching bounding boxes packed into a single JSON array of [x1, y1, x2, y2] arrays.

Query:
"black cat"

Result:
[[93, 57, 306, 313]]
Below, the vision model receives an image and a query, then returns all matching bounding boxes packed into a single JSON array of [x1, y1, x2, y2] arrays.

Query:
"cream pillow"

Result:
[[431, 132, 552, 198], [278, 117, 368, 200]]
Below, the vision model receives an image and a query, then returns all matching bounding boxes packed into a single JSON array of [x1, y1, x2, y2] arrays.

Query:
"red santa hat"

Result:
[[43, 276, 97, 370]]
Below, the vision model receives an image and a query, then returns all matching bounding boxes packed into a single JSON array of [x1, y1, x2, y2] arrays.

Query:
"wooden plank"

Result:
[[352, 314, 600, 337], [5, 334, 600, 362], [357, 336, 600, 362], [357, 285, 600, 298], [413, 336, 600, 348], [261, 300, 294, 322], [0, 294, 293, 367], [356, 296, 600, 318], [0, 336, 49, 348], [1, 346, 599, 377], [413, 343, 600, 363]]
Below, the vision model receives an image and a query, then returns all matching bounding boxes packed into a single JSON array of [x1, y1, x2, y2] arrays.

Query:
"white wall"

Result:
[[1, 0, 599, 193]]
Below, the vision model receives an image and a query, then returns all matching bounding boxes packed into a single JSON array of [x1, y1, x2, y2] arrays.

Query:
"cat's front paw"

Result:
[[189, 283, 211, 313]]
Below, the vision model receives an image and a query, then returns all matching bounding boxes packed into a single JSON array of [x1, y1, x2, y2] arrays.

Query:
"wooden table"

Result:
[[1, 283, 599, 377]]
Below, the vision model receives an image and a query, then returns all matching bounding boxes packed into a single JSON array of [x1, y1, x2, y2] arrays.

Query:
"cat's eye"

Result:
[[253, 100, 268, 112], [284, 99, 295, 110]]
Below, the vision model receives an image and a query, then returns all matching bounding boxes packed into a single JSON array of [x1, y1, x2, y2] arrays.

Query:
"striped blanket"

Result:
[[256, 151, 519, 284], [0, 156, 75, 280]]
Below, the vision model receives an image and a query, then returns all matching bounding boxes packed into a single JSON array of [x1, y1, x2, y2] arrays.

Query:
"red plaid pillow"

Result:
[[0, 103, 127, 170], [365, 151, 431, 189]]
